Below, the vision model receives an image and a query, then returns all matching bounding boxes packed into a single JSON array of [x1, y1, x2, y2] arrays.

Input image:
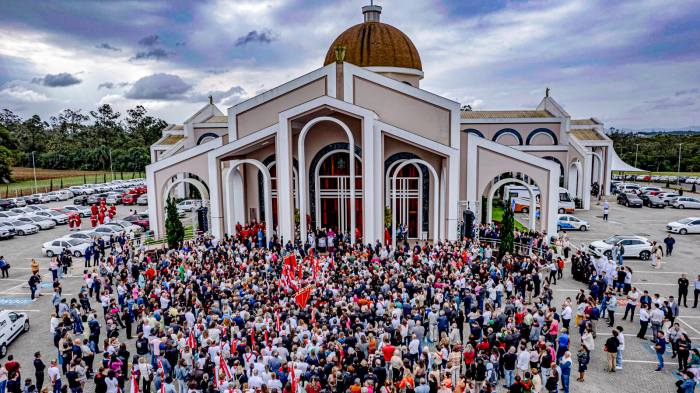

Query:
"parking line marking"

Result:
[[678, 317, 700, 336]]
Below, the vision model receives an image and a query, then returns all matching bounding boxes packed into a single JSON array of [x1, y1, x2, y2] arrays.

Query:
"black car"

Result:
[[73, 195, 89, 206], [617, 192, 643, 207], [641, 194, 665, 208], [0, 199, 17, 211], [22, 196, 40, 205]]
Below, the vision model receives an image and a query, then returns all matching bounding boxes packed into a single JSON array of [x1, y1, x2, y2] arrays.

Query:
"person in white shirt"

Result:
[[561, 304, 573, 331], [248, 369, 263, 389], [637, 304, 651, 339], [615, 326, 625, 370], [517, 345, 530, 377], [622, 287, 639, 322]]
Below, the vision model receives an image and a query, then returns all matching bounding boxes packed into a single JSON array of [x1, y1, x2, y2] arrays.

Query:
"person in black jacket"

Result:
[[33, 352, 45, 389]]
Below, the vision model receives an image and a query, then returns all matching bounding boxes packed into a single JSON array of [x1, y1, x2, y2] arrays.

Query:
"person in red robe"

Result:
[[75, 215, 82, 230], [98, 212, 105, 224], [90, 215, 98, 228], [91, 204, 98, 216], [68, 215, 75, 231]]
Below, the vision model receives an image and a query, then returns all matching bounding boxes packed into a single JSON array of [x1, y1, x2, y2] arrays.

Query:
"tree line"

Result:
[[0, 104, 168, 181], [607, 130, 700, 173]]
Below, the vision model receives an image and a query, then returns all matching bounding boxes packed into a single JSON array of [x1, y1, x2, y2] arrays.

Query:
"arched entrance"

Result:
[[162, 176, 211, 235], [486, 178, 537, 230], [391, 159, 440, 246], [386, 162, 422, 239], [315, 150, 362, 234], [259, 155, 299, 228], [568, 159, 583, 198], [298, 117, 356, 243], [224, 159, 273, 245]]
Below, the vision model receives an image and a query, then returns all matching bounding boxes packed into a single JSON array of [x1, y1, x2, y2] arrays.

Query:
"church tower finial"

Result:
[[363, 1, 382, 23]]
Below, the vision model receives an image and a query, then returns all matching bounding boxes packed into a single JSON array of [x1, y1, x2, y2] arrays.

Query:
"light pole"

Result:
[[634, 144, 640, 168], [677, 143, 683, 186], [31, 151, 37, 193], [109, 148, 114, 181]]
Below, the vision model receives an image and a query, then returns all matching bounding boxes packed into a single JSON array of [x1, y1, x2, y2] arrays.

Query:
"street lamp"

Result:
[[31, 151, 37, 194], [677, 143, 683, 186], [109, 148, 114, 181], [634, 144, 640, 168]]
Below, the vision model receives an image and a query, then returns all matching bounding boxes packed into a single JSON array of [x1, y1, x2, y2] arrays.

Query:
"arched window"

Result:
[[197, 132, 220, 145], [526, 128, 558, 145], [462, 128, 485, 138], [493, 129, 523, 145], [317, 151, 362, 233]]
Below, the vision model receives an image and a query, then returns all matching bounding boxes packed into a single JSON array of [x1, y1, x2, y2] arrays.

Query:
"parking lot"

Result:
[[516, 196, 700, 392]]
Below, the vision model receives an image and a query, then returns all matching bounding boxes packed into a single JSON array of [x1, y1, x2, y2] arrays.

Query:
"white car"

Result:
[[59, 189, 74, 198], [137, 194, 148, 205], [7, 198, 26, 207], [32, 210, 69, 224], [658, 193, 681, 205], [47, 191, 70, 201], [0, 211, 28, 221], [24, 205, 49, 212], [667, 217, 700, 235], [672, 197, 700, 209], [62, 205, 91, 217], [639, 187, 663, 194], [177, 200, 203, 212], [62, 231, 113, 246], [588, 235, 653, 260], [556, 214, 590, 231], [0, 226, 14, 239], [0, 220, 39, 236], [93, 225, 125, 237], [686, 177, 699, 184], [68, 186, 87, 195], [30, 194, 52, 203], [0, 310, 30, 357], [42, 238, 90, 258], [17, 216, 56, 230]]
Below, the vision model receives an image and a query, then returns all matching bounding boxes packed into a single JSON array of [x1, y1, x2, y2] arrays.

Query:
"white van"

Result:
[[503, 186, 575, 214]]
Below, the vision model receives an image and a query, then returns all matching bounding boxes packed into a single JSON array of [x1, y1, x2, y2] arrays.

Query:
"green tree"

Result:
[[126, 105, 168, 147], [499, 197, 515, 255], [89, 104, 121, 149], [0, 146, 13, 182], [165, 198, 184, 249], [16, 115, 48, 153]]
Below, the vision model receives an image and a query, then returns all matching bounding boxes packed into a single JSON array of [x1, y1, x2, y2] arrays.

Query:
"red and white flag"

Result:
[[220, 355, 232, 380], [186, 330, 197, 350], [130, 365, 139, 393]]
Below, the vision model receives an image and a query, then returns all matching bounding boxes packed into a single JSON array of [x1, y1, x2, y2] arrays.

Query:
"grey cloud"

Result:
[[206, 69, 229, 75], [647, 97, 695, 111], [234, 29, 279, 47], [122, 73, 244, 104], [97, 81, 130, 90], [95, 43, 122, 52], [130, 48, 172, 61], [31, 72, 82, 87], [138, 34, 161, 47], [175, 42, 186, 47], [676, 88, 699, 96], [124, 73, 192, 100]]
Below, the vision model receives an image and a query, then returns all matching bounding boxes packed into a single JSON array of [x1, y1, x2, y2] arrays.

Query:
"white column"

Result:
[[605, 145, 613, 196], [207, 153, 223, 239], [446, 152, 460, 241], [176, 173, 186, 199], [146, 165, 159, 237], [223, 167, 245, 237], [582, 154, 592, 210], [362, 119, 378, 243], [439, 166, 446, 241], [276, 117, 294, 242]]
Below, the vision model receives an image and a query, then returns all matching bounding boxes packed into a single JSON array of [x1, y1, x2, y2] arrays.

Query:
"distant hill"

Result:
[[606, 126, 700, 134]]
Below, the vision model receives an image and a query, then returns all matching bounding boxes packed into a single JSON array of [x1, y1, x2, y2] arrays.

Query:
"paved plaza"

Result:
[[0, 195, 699, 393]]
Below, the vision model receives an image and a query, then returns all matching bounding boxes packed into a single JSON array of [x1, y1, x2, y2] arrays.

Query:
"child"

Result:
[[576, 344, 588, 382]]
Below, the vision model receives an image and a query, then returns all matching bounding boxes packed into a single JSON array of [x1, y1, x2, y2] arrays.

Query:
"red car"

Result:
[[52, 207, 80, 219], [123, 214, 149, 229], [122, 194, 137, 205]]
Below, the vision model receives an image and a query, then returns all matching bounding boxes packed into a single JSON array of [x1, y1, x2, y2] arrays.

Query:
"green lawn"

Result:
[[3, 172, 142, 198], [491, 205, 526, 229]]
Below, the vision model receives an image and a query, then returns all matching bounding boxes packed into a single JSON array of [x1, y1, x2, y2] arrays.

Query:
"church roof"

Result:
[[460, 110, 553, 119]]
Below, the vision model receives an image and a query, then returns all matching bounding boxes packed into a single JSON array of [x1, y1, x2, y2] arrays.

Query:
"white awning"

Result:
[[611, 148, 646, 172]]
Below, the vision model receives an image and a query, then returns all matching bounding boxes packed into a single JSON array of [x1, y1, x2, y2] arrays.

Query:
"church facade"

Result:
[[146, 4, 613, 243]]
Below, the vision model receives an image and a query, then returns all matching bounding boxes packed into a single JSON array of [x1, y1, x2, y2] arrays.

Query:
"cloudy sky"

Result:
[[1, 0, 698, 129]]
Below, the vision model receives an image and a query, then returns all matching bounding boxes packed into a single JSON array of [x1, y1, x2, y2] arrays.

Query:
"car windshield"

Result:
[[648, 196, 661, 202], [627, 194, 640, 200], [603, 237, 621, 245], [10, 221, 25, 226], [678, 218, 693, 224]]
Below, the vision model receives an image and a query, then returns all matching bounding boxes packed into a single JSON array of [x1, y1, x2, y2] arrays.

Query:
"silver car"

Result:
[[137, 194, 148, 205], [0, 220, 39, 236], [32, 210, 69, 224], [7, 198, 26, 207], [17, 216, 56, 230], [62, 205, 91, 217]]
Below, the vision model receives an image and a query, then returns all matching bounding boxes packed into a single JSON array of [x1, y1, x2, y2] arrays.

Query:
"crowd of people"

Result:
[[2, 217, 697, 393]]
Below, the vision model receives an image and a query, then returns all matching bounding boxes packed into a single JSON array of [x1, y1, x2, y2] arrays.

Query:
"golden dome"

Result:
[[323, 21, 422, 71]]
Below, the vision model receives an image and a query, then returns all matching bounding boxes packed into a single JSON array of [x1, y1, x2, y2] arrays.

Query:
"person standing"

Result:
[[679, 275, 690, 308], [28, 273, 41, 302], [606, 291, 617, 327], [622, 287, 639, 322], [604, 330, 619, 372], [694, 275, 700, 308], [615, 326, 625, 370], [638, 304, 650, 339], [33, 352, 45, 389], [654, 331, 667, 371], [664, 234, 675, 256], [47, 360, 61, 393], [603, 200, 609, 221], [0, 256, 8, 278]]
